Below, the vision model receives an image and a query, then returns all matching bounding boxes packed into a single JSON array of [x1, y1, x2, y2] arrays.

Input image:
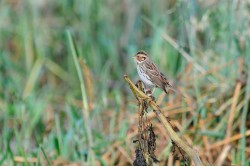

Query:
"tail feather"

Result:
[[164, 85, 185, 98]]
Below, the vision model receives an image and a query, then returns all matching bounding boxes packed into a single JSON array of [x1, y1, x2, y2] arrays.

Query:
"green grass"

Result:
[[0, 0, 250, 165]]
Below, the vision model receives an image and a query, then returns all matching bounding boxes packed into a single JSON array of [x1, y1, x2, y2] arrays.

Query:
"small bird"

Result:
[[133, 50, 180, 96]]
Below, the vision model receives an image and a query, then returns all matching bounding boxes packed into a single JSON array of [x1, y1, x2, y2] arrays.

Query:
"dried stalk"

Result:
[[124, 75, 203, 166]]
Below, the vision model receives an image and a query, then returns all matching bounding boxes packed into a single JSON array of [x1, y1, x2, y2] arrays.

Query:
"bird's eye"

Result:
[[136, 55, 146, 61]]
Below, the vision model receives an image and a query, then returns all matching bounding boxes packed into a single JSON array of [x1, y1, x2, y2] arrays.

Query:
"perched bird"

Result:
[[133, 50, 181, 96]]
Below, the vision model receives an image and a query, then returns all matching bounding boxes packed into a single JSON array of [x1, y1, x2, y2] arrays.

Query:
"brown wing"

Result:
[[142, 59, 167, 92], [160, 72, 172, 87], [143, 59, 160, 76], [160, 72, 185, 97], [142, 59, 183, 96]]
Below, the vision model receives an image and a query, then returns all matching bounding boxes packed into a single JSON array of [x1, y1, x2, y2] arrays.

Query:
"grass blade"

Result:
[[40, 145, 51, 166]]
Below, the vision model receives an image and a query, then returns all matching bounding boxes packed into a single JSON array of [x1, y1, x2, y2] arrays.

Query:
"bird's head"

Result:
[[133, 51, 148, 64]]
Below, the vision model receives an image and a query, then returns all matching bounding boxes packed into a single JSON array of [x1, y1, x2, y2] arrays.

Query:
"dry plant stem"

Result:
[[124, 75, 203, 166]]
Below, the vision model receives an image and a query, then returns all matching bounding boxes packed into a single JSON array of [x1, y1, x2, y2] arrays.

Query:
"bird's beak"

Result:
[[132, 56, 137, 62]]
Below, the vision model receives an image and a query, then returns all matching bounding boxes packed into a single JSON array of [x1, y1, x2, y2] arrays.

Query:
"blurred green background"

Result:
[[0, 0, 250, 165]]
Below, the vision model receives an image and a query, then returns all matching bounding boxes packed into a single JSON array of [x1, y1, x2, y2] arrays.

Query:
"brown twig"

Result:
[[124, 75, 203, 166]]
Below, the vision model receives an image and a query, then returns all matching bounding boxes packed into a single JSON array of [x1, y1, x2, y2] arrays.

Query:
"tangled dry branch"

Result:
[[124, 75, 203, 166]]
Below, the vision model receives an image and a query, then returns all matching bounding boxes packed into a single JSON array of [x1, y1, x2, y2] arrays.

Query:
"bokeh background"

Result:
[[0, 0, 250, 165]]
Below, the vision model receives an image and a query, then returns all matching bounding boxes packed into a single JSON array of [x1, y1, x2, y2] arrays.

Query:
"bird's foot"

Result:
[[145, 89, 156, 101]]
